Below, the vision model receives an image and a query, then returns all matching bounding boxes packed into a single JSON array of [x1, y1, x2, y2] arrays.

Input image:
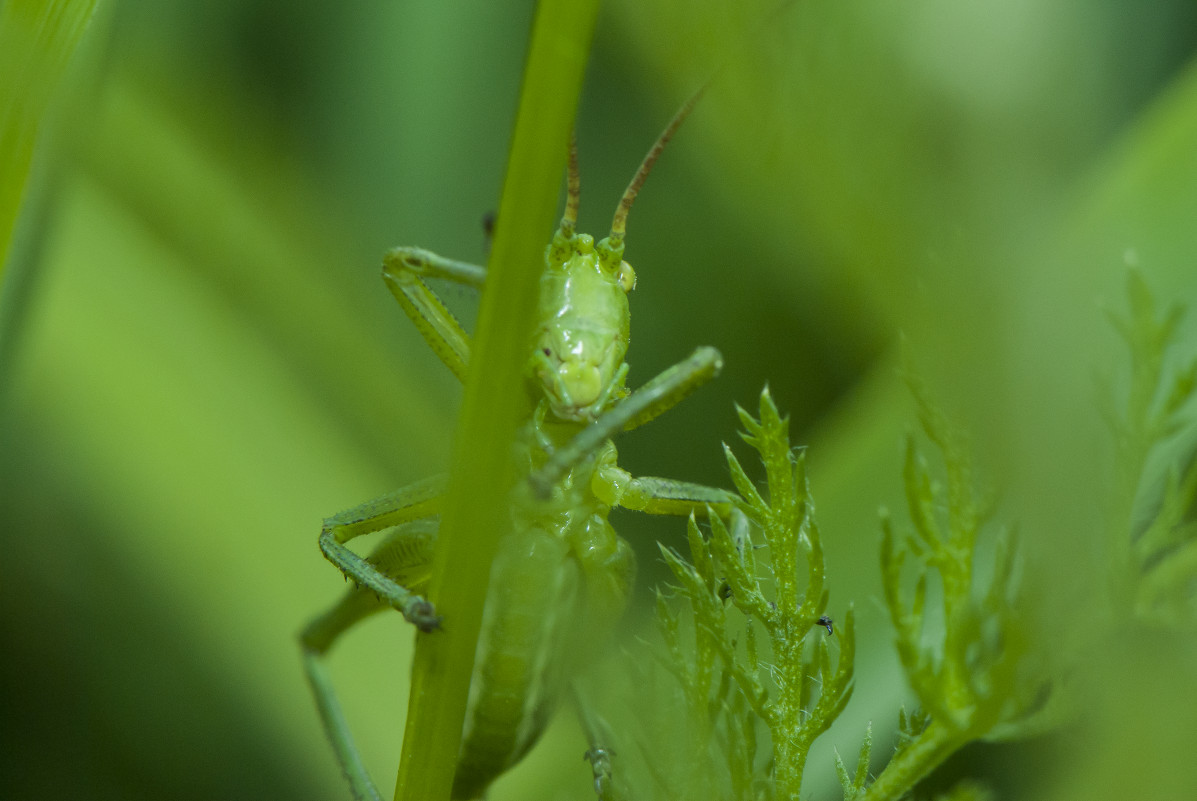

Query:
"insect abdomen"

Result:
[[451, 528, 583, 800]]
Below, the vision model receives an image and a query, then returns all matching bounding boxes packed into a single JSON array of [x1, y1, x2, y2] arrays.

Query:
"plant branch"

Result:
[[858, 719, 963, 801]]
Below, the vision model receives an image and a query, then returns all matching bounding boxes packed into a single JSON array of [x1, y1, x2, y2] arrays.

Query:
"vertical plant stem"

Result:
[[771, 624, 806, 800], [391, 2, 600, 800]]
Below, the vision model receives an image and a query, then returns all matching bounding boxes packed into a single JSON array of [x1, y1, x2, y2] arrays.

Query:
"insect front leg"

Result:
[[604, 472, 737, 519], [530, 346, 724, 496], [319, 475, 445, 632], [302, 521, 438, 801], [381, 246, 485, 381]]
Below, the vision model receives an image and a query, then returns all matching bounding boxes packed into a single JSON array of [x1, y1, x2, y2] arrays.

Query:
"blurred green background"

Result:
[[4, 0, 1197, 799]]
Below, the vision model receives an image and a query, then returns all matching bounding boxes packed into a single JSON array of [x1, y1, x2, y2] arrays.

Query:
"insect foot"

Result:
[[407, 599, 442, 633], [584, 747, 616, 799]]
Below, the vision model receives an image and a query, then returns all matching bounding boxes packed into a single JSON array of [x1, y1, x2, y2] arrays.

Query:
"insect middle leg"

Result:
[[318, 475, 445, 632], [613, 474, 736, 518], [303, 519, 438, 801]]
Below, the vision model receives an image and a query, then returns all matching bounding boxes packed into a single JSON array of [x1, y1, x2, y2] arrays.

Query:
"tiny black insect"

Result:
[[816, 615, 834, 635]]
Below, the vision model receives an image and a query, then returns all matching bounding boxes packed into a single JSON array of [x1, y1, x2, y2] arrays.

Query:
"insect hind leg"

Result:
[[570, 686, 627, 801], [301, 590, 387, 801], [302, 521, 439, 801]]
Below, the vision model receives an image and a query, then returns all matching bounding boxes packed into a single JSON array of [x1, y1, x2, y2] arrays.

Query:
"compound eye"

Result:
[[616, 261, 636, 292]]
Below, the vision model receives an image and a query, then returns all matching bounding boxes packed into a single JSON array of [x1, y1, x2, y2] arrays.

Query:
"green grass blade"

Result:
[[391, 2, 600, 800], [0, 0, 98, 387], [0, 0, 97, 280]]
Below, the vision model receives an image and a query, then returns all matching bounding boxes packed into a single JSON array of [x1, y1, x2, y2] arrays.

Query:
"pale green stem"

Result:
[[390, 3, 600, 800], [859, 719, 964, 801]]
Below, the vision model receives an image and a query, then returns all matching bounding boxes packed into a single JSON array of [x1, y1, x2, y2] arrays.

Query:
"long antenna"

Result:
[[561, 129, 581, 237], [608, 85, 706, 245], [605, 0, 803, 247]]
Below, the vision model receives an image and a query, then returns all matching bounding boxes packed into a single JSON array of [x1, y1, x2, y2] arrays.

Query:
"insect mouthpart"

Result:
[[533, 322, 626, 421], [559, 361, 604, 409], [535, 356, 606, 421]]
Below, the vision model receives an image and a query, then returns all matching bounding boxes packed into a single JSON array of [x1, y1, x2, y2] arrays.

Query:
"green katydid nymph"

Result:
[[300, 89, 735, 800]]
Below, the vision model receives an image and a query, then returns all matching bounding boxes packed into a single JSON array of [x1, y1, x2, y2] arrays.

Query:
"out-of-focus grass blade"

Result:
[[1066, 55, 1197, 298], [0, 0, 98, 279], [71, 70, 454, 475]]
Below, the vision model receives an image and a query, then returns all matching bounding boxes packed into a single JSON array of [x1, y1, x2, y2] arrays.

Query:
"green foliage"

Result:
[[893, 706, 931, 760], [861, 378, 1043, 800], [625, 375, 1069, 800], [0, 0, 98, 272], [851, 271, 1197, 801], [931, 780, 994, 801], [879, 376, 1029, 735], [631, 379, 1066, 800], [637, 387, 854, 800], [8, 2, 1197, 799], [1103, 269, 1197, 627], [0, 0, 98, 377], [833, 722, 871, 801]]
